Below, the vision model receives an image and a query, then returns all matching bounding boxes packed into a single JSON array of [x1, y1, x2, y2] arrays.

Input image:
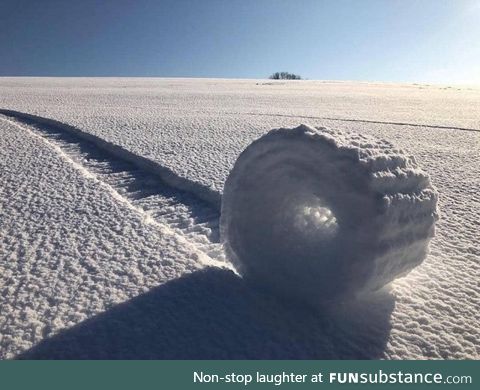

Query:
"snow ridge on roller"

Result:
[[221, 124, 439, 304]]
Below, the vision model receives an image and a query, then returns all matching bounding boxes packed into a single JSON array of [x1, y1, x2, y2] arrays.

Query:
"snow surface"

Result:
[[0, 78, 479, 359], [0, 117, 213, 358], [221, 125, 438, 303]]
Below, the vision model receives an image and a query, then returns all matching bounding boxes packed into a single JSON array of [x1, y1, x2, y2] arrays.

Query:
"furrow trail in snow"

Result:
[[0, 109, 222, 208], [0, 114, 228, 268], [224, 111, 480, 133]]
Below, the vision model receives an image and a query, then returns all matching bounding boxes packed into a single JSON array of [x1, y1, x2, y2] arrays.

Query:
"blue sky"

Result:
[[1, 0, 479, 83]]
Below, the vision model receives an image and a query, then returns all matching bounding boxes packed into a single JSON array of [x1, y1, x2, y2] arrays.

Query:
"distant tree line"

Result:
[[269, 72, 302, 80]]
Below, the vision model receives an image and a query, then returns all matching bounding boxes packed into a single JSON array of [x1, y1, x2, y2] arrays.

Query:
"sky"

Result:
[[1, 0, 480, 84]]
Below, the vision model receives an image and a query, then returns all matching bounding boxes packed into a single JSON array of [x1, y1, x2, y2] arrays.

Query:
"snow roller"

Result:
[[220, 125, 438, 303]]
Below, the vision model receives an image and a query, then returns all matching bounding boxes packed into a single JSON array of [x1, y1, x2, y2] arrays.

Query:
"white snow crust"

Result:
[[0, 78, 479, 359]]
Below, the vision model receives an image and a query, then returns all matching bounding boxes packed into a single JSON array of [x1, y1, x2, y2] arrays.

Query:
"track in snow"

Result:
[[225, 111, 480, 133], [0, 113, 227, 265]]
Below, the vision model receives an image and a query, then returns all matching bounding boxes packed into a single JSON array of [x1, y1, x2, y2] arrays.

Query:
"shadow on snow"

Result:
[[19, 267, 395, 359]]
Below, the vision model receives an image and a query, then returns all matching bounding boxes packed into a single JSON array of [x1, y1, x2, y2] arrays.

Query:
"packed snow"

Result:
[[221, 125, 438, 304], [0, 78, 479, 359]]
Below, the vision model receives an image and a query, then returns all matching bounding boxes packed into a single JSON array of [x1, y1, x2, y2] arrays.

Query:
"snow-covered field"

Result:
[[0, 78, 478, 359]]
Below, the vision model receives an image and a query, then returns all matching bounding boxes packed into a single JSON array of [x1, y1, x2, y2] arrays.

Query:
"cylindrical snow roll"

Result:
[[220, 124, 438, 303]]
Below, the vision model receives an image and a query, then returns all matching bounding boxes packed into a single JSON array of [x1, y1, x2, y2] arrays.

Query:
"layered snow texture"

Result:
[[1, 78, 479, 359], [221, 125, 438, 303]]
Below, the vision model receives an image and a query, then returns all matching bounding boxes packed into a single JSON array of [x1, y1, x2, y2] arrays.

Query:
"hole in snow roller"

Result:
[[220, 125, 439, 304]]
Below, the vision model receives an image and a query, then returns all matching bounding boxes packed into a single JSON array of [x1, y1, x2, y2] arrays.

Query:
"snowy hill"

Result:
[[0, 78, 478, 359]]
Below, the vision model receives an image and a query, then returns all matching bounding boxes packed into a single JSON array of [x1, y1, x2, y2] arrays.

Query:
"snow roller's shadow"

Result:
[[19, 268, 395, 359]]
